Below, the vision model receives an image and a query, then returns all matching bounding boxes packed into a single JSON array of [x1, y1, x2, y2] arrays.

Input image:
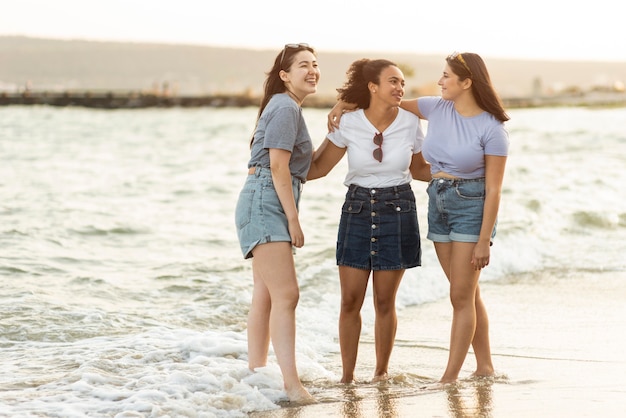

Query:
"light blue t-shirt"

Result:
[[248, 93, 313, 182], [417, 96, 509, 178]]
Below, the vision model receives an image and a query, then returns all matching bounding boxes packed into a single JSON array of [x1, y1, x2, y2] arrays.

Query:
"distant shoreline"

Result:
[[3, 36, 626, 108], [2, 90, 626, 109]]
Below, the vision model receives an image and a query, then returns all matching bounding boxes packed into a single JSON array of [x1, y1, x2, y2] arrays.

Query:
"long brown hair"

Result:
[[446, 53, 510, 122], [250, 44, 316, 146]]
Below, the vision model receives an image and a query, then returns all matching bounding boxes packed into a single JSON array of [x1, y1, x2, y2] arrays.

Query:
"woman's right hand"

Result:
[[327, 101, 357, 132]]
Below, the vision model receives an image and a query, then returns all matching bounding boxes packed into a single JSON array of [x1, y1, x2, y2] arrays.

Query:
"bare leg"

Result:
[[247, 268, 271, 370], [371, 269, 404, 382], [435, 241, 487, 384], [250, 242, 315, 403], [471, 285, 495, 377], [338, 266, 370, 383]]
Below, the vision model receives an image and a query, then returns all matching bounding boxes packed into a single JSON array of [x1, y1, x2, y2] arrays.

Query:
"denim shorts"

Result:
[[426, 177, 496, 243], [336, 183, 421, 271], [235, 167, 302, 259]]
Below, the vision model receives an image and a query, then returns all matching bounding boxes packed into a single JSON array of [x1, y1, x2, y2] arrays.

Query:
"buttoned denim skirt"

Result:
[[235, 167, 301, 259], [336, 183, 421, 271]]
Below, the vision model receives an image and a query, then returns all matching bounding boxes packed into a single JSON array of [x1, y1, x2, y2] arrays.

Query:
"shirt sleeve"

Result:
[[327, 122, 348, 149], [413, 118, 425, 153], [416, 96, 440, 119], [263, 105, 300, 151], [483, 123, 509, 156]]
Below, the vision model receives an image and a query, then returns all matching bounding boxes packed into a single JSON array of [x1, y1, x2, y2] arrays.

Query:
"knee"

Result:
[[449, 290, 473, 310], [341, 295, 363, 314], [275, 288, 300, 310], [373, 297, 395, 316], [288, 289, 300, 309]]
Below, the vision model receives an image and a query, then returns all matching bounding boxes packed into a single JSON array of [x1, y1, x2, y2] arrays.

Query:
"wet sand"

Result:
[[251, 269, 626, 417]]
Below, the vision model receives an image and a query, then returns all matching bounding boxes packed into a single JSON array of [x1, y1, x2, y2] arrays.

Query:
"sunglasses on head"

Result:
[[279, 43, 310, 69], [447, 51, 472, 77]]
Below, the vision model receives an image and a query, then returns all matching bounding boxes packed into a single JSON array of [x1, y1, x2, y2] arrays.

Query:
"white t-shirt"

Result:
[[328, 108, 424, 188]]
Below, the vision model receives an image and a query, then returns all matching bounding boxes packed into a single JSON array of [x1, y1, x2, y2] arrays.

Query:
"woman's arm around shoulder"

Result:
[[327, 101, 358, 132], [400, 99, 425, 119]]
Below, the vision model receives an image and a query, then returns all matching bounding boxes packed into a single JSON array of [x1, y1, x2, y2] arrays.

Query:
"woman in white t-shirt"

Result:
[[307, 58, 431, 384]]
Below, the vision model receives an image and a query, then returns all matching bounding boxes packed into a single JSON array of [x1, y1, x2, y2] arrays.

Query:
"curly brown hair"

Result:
[[336, 58, 397, 110]]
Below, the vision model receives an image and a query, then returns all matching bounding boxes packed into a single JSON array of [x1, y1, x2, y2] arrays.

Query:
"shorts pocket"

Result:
[[235, 189, 255, 228], [455, 183, 485, 200]]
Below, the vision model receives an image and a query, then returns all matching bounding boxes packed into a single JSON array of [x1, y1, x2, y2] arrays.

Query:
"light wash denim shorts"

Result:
[[336, 183, 421, 271], [426, 177, 496, 243], [235, 167, 301, 259]]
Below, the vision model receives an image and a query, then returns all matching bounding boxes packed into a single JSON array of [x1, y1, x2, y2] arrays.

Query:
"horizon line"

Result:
[[2, 35, 626, 65]]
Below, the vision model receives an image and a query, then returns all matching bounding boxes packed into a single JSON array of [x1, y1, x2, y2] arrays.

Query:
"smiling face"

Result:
[[282, 50, 320, 100], [438, 64, 464, 101], [371, 65, 405, 106]]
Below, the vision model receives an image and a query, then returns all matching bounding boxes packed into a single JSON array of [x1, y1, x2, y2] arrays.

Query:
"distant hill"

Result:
[[1, 36, 625, 100]]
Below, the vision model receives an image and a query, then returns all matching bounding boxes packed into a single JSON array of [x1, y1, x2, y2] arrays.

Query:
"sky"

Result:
[[1, 0, 625, 63]]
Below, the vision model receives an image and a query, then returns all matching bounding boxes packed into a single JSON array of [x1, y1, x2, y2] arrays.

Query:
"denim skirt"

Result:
[[235, 167, 301, 259], [336, 183, 421, 271], [426, 177, 496, 243]]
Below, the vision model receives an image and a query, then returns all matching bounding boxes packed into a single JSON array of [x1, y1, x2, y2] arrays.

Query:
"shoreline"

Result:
[[2, 90, 626, 110], [250, 269, 626, 417]]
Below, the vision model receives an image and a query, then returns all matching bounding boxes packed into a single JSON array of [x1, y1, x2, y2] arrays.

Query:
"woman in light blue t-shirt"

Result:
[[329, 52, 510, 385]]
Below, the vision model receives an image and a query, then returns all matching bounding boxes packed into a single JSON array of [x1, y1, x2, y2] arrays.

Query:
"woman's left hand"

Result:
[[471, 242, 491, 270]]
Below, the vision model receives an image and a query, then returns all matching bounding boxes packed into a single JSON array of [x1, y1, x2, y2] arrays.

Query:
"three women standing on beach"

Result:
[[329, 52, 509, 384], [308, 58, 431, 383], [234, 43, 319, 403], [235, 45, 508, 395]]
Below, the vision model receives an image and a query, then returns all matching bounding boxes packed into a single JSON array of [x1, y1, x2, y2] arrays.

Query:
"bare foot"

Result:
[[471, 369, 495, 379], [340, 373, 355, 384], [439, 378, 457, 384], [285, 385, 317, 405], [371, 373, 390, 383]]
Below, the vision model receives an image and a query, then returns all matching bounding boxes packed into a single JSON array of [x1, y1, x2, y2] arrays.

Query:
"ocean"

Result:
[[0, 105, 625, 417]]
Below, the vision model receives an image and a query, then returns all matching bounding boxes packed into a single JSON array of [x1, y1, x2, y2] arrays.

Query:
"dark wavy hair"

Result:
[[446, 53, 510, 122], [336, 58, 397, 110]]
